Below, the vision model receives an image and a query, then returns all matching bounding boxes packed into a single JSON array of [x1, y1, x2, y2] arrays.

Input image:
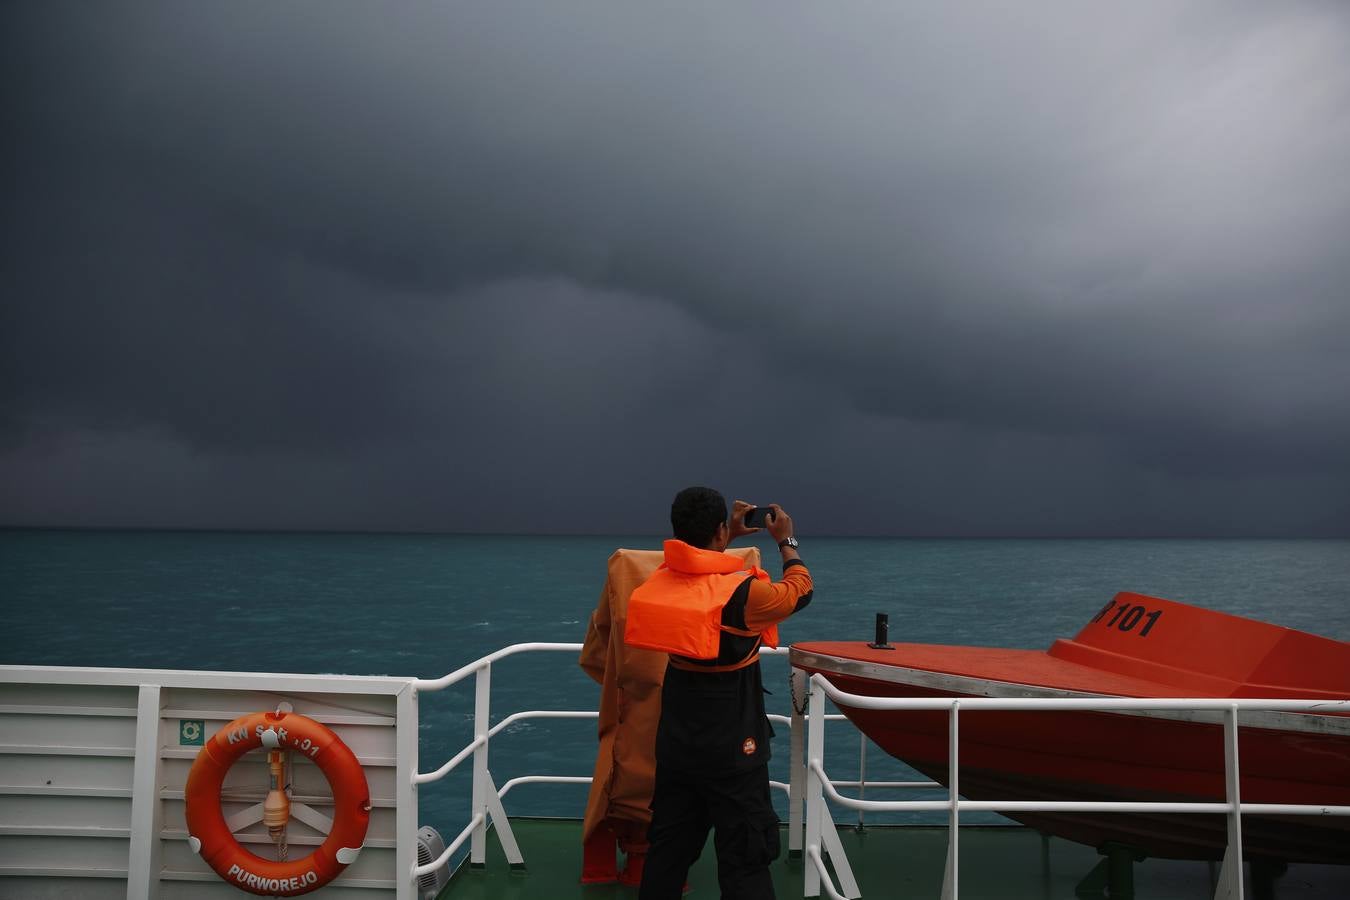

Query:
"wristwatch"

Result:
[[778, 536, 799, 549]]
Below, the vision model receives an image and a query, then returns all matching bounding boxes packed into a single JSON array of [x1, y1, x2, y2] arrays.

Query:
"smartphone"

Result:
[[744, 506, 775, 529]]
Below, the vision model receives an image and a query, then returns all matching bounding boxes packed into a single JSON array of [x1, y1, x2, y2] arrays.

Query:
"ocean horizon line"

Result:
[[2, 525, 1347, 540]]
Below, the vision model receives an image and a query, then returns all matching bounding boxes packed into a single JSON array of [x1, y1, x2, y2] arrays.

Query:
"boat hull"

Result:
[[793, 654, 1350, 865]]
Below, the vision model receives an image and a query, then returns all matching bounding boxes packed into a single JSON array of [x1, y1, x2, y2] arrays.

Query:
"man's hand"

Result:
[[766, 504, 794, 543], [730, 499, 760, 539]]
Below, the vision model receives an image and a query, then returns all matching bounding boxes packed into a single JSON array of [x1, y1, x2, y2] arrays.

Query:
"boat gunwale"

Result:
[[789, 647, 1350, 736]]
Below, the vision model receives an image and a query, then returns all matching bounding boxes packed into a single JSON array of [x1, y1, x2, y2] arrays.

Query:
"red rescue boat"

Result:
[[790, 593, 1350, 865]]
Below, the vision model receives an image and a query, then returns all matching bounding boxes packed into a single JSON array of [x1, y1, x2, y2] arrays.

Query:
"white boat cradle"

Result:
[[1, 643, 1347, 899]]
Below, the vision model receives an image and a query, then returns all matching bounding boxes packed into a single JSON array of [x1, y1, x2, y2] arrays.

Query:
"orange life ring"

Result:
[[185, 710, 371, 896]]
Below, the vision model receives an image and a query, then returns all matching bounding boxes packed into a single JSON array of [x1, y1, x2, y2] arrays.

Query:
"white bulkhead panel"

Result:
[[0, 667, 414, 899]]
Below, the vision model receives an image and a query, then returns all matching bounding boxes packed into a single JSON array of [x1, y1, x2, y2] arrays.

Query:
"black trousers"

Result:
[[638, 763, 781, 900]]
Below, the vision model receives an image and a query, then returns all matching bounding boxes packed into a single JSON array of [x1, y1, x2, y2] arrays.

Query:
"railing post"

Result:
[[396, 683, 420, 900], [804, 674, 826, 898], [1215, 704, 1244, 900], [127, 684, 163, 900], [857, 733, 867, 830], [470, 663, 492, 866], [941, 699, 960, 900], [789, 666, 807, 857]]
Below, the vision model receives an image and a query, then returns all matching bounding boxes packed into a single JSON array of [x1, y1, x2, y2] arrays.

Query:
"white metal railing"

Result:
[[800, 671, 1350, 900], [394, 642, 1350, 900], [410, 643, 589, 879], [402, 643, 889, 889]]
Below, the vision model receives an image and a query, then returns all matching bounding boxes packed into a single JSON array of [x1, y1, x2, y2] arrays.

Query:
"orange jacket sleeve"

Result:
[[744, 562, 813, 633]]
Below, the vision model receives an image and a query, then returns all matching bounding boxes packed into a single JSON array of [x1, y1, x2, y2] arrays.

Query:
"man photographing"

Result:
[[625, 486, 814, 900]]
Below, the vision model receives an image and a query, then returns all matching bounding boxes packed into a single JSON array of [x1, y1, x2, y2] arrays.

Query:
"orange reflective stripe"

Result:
[[669, 647, 762, 673], [720, 622, 780, 648]]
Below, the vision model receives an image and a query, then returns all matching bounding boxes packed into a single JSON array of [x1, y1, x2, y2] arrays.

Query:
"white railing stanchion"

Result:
[[470, 663, 492, 866], [804, 675, 861, 900], [806, 846, 852, 900], [805, 674, 826, 897], [396, 684, 420, 900], [941, 699, 960, 900], [483, 773, 524, 866], [816, 778, 863, 900], [1215, 704, 1245, 900], [857, 732, 867, 830], [126, 684, 162, 900], [789, 666, 807, 857]]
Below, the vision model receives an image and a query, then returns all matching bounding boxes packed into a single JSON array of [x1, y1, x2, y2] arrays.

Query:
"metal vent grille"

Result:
[[416, 825, 450, 898]]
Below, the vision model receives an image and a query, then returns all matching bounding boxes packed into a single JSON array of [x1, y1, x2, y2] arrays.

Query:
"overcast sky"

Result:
[[3, 1, 1348, 536]]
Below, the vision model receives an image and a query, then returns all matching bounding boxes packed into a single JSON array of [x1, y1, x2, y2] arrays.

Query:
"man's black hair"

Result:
[[670, 486, 728, 548]]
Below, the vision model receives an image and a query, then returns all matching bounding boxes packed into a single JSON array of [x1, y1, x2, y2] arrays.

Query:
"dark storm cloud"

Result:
[[3, 1, 1349, 534]]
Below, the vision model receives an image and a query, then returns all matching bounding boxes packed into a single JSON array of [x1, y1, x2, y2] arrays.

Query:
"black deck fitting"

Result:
[[1075, 841, 1146, 898], [868, 612, 894, 650]]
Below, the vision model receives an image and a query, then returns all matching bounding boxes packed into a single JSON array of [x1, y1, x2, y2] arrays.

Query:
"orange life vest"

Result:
[[625, 540, 778, 659]]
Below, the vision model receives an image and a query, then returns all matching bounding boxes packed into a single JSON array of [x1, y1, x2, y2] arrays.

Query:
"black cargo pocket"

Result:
[[762, 817, 782, 863], [740, 817, 781, 866], [715, 820, 771, 870]]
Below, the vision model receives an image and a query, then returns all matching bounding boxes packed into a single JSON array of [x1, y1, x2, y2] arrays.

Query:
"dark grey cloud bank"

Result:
[[4, 1, 1349, 535]]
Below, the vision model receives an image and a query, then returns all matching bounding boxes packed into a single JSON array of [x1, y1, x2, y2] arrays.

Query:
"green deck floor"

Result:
[[437, 819, 1350, 900]]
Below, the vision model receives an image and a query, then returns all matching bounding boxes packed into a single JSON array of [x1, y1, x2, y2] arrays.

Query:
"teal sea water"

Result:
[[2, 530, 1347, 835]]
